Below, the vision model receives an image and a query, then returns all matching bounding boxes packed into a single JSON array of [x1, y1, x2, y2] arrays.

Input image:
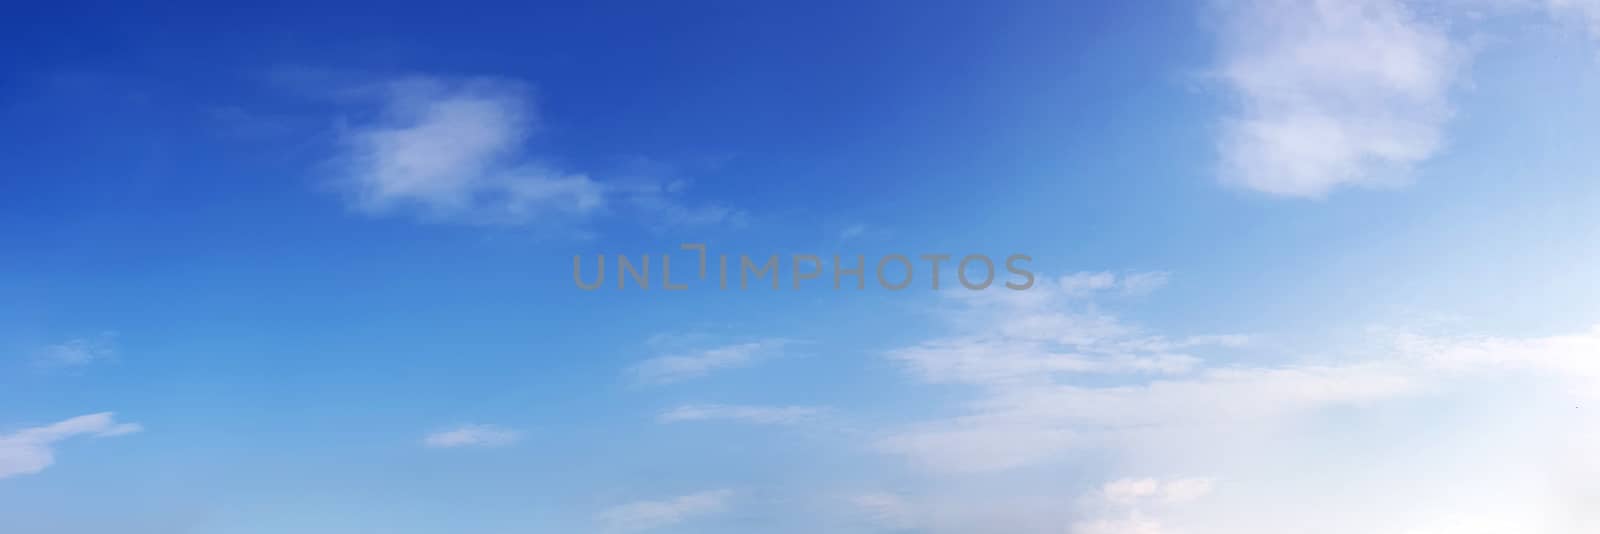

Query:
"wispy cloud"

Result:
[[658, 404, 822, 424], [0, 412, 142, 479], [421, 424, 521, 448], [1056, 271, 1171, 297], [629, 339, 788, 384], [597, 489, 734, 532], [879, 275, 1407, 473], [322, 74, 737, 230], [35, 332, 117, 368], [1213, 0, 1466, 197], [866, 268, 1600, 532]]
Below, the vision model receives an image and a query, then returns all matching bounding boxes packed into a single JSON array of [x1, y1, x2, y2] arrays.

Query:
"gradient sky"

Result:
[[3, 1, 1599, 533]]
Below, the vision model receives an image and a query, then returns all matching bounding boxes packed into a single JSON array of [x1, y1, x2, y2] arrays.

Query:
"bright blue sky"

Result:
[[2, 2, 1599, 533]]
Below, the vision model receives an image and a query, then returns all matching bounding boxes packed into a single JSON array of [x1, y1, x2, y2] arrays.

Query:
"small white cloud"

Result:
[[333, 76, 604, 225], [1213, 0, 1466, 197], [629, 340, 787, 384], [421, 424, 521, 448], [597, 489, 734, 533], [0, 412, 142, 479], [35, 332, 117, 367], [658, 404, 821, 424]]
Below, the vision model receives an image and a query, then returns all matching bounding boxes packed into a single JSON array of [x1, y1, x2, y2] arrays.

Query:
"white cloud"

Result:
[[333, 76, 604, 225], [35, 332, 117, 367], [658, 404, 821, 424], [1214, 0, 1466, 197], [629, 340, 788, 384], [889, 338, 1204, 386], [1071, 478, 1214, 534], [866, 269, 1600, 532], [597, 489, 734, 532], [879, 362, 1414, 474], [0, 412, 142, 479], [421, 424, 521, 448], [325, 75, 739, 230], [879, 274, 1411, 474], [888, 275, 1244, 389]]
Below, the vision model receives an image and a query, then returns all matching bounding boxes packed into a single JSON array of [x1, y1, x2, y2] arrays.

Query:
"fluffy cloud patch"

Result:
[[334, 76, 604, 224], [1213, 0, 1465, 197], [0, 412, 142, 479], [421, 424, 521, 448], [597, 489, 734, 532]]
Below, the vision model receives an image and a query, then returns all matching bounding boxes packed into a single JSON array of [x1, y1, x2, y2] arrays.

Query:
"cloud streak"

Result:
[[629, 339, 789, 384], [658, 404, 822, 424], [0, 412, 142, 479], [34, 332, 117, 368], [421, 424, 521, 448]]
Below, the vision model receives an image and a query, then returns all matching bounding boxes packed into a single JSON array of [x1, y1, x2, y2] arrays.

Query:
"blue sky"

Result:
[[2, 1, 1599, 533]]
